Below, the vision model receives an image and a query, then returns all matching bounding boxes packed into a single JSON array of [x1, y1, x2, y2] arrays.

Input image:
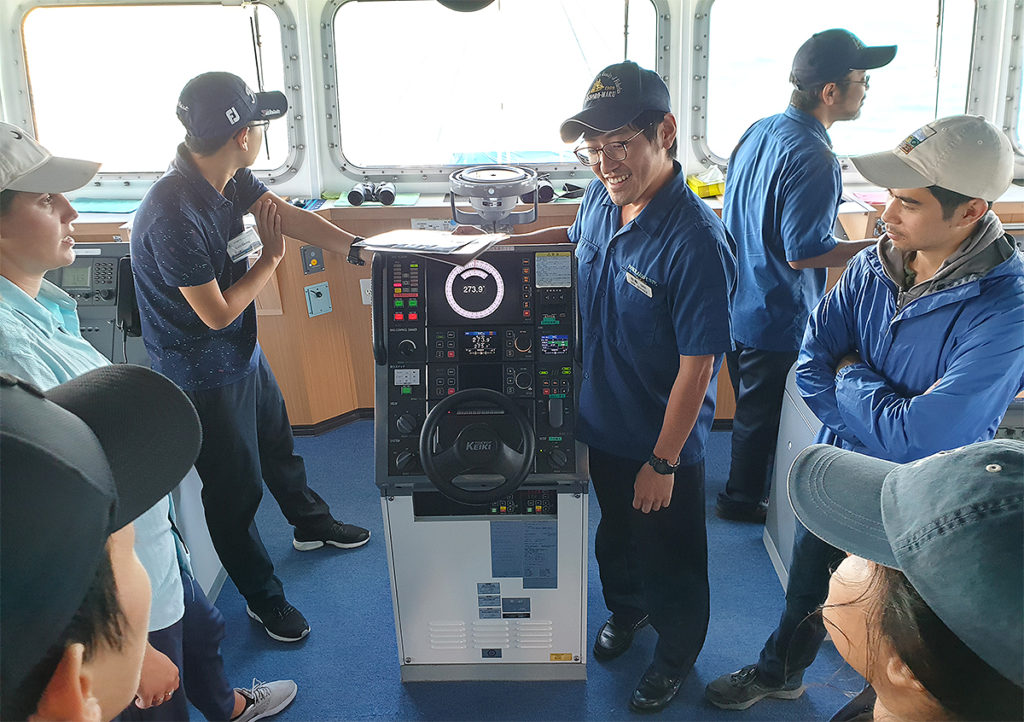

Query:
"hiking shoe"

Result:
[[246, 601, 310, 642], [232, 679, 297, 722], [293, 521, 370, 551], [705, 664, 805, 710]]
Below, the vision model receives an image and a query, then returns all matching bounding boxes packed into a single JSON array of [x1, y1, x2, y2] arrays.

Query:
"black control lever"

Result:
[[371, 253, 386, 366]]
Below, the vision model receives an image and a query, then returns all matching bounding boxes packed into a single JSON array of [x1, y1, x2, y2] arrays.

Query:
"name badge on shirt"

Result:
[[227, 227, 263, 264], [625, 269, 653, 298]]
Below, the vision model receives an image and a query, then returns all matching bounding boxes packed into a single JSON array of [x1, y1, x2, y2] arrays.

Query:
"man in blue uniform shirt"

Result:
[[716, 29, 896, 523], [706, 115, 1024, 710], [494, 61, 736, 712], [131, 72, 370, 644]]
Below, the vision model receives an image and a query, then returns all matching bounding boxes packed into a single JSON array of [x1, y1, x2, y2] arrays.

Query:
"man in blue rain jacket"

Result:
[[707, 114, 1024, 711]]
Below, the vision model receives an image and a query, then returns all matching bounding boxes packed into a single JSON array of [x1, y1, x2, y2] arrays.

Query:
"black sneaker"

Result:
[[705, 664, 805, 710], [246, 601, 310, 643], [293, 521, 370, 551], [715, 493, 768, 523]]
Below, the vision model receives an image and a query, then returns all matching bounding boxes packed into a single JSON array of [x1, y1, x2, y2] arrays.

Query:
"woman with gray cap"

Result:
[[788, 440, 1023, 721], [0, 123, 296, 722]]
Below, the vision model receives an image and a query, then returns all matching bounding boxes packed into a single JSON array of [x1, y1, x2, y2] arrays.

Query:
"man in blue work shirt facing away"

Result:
[[715, 29, 896, 524], [131, 72, 370, 644], [490, 61, 736, 712], [706, 115, 1024, 710]]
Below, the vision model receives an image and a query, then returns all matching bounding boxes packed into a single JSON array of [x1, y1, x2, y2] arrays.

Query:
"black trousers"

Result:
[[722, 344, 799, 506], [186, 352, 333, 607], [589, 447, 709, 677]]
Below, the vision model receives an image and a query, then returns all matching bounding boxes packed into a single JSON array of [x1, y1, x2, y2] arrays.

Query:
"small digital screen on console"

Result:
[[535, 252, 572, 288], [63, 266, 91, 289], [462, 330, 498, 358], [541, 334, 569, 355], [459, 364, 502, 392]]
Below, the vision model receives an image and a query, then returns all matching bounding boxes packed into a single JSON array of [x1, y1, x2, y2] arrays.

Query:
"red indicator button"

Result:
[[408, 312, 419, 321], [394, 313, 404, 321]]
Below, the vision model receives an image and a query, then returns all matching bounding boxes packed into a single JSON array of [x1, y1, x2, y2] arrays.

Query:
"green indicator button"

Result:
[[401, 386, 412, 395], [409, 299, 418, 307], [548, 436, 563, 442], [394, 299, 404, 307]]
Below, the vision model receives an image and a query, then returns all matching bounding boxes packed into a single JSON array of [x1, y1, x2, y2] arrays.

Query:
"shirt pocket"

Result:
[[575, 239, 601, 311], [614, 264, 665, 348]]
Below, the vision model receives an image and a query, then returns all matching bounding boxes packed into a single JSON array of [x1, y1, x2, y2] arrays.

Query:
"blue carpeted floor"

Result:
[[210, 423, 864, 721]]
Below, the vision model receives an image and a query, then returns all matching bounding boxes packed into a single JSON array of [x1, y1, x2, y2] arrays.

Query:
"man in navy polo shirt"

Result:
[[492, 61, 736, 712], [715, 29, 896, 524], [131, 72, 370, 644]]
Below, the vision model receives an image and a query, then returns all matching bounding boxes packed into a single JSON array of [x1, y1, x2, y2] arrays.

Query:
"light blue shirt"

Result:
[[0, 275, 185, 631]]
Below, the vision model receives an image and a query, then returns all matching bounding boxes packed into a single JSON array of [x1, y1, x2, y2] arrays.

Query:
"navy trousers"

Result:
[[186, 352, 334, 607], [589, 447, 709, 677], [119, 571, 236, 721], [756, 523, 845, 685], [722, 344, 799, 506]]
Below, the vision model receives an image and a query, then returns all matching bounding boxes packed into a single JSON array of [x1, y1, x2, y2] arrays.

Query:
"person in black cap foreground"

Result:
[[716, 29, 896, 525], [706, 115, 1024, 709], [461, 61, 736, 712], [787, 440, 1023, 721], [130, 72, 371, 643], [0, 365, 201, 721]]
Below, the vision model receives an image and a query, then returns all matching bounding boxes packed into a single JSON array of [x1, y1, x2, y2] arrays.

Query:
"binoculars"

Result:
[[348, 181, 396, 206]]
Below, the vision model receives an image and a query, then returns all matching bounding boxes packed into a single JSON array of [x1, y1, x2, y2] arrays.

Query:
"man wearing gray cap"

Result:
[[707, 115, 1024, 709], [787, 439, 1022, 720], [717, 29, 896, 525], [488, 60, 736, 712]]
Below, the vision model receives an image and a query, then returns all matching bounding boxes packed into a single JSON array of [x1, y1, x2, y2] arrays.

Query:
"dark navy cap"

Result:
[[176, 72, 288, 141], [788, 440, 1023, 687], [791, 29, 896, 89], [560, 61, 671, 143]]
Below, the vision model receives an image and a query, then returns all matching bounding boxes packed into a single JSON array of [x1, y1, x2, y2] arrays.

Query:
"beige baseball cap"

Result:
[[851, 115, 1013, 202], [0, 122, 100, 193]]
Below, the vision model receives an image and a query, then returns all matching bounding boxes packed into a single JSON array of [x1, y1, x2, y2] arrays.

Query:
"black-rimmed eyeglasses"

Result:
[[842, 75, 870, 89], [574, 127, 647, 166]]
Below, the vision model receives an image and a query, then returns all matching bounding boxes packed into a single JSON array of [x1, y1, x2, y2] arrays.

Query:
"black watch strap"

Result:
[[647, 453, 680, 475]]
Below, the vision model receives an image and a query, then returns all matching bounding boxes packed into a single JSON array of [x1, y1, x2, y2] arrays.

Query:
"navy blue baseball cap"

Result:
[[788, 441, 1023, 687], [176, 72, 288, 141], [791, 29, 896, 89], [560, 61, 671, 143]]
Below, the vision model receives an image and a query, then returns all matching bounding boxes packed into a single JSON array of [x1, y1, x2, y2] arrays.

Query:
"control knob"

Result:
[[395, 450, 417, 472], [396, 413, 419, 435], [514, 371, 532, 390], [398, 339, 417, 357], [99, 289, 115, 301], [550, 449, 568, 469], [514, 334, 532, 353]]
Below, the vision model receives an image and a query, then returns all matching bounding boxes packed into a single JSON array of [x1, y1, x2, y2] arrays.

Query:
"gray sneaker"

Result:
[[232, 679, 298, 722], [705, 664, 805, 710]]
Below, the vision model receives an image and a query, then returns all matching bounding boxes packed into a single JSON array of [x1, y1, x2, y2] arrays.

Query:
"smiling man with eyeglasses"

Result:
[[485, 60, 737, 713]]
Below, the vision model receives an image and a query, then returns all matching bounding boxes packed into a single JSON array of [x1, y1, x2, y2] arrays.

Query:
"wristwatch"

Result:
[[647, 453, 680, 475]]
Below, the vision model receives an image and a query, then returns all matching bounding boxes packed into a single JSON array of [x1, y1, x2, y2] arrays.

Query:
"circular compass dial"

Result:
[[444, 259, 504, 319]]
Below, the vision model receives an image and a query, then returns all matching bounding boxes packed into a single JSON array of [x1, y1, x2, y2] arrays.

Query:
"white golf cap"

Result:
[[0, 122, 100, 193], [851, 115, 1013, 202]]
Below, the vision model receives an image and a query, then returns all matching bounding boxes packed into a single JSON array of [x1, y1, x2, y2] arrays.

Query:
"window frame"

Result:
[[689, 0, 1008, 172], [7, 0, 307, 188], [318, 0, 672, 184]]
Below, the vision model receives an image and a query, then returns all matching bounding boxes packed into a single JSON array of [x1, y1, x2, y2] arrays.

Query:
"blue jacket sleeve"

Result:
[[794, 260, 860, 439], [833, 301, 1024, 462]]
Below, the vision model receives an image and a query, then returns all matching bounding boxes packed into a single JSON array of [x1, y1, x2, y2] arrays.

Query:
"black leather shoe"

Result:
[[593, 614, 649, 661], [629, 667, 683, 713]]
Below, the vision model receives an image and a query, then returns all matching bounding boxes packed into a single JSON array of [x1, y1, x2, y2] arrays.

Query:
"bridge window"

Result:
[[699, 0, 976, 164], [21, 3, 293, 177], [325, 0, 660, 173]]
